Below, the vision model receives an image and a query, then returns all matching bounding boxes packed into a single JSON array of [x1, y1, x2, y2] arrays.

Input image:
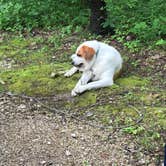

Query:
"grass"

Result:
[[0, 30, 165, 159]]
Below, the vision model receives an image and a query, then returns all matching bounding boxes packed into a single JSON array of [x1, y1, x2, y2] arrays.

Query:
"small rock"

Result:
[[65, 150, 72, 156], [47, 141, 51, 145], [50, 71, 64, 78], [80, 136, 85, 141], [36, 104, 41, 108], [86, 111, 94, 117], [71, 133, 77, 138], [126, 35, 132, 41], [52, 55, 56, 59], [50, 72, 56, 78], [18, 104, 26, 109], [139, 158, 146, 164], [109, 119, 113, 124], [78, 126, 83, 130], [40, 160, 46, 165], [0, 78, 5, 85]]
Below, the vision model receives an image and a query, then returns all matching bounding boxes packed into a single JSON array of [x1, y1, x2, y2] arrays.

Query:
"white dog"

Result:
[[64, 40, 123, 96]]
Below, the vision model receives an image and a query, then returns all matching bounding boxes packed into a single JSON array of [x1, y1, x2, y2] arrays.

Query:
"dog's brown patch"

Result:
[[77, 45, 95, 60]]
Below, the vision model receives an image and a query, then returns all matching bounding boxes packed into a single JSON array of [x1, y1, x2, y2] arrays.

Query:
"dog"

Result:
[[64, 40, 123, 96]]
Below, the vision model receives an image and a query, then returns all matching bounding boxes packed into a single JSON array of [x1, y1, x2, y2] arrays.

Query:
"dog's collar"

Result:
[[95, 45, 100, 57], [88, 45, 99, 72]]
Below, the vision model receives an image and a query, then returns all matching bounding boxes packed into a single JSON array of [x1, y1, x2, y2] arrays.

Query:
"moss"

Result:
[[1, 63, 79, 96], [16, 51, 49, 66], [64, 91, 97, 111], [139, 92, 165, 106], [146, 107, 166, 128], [116, 76, 149, 88], [93, 105, 142, 125], [0, 37, 30, 53], [9, 37, 31, 48], [0, 41, 24, 60], [75, 92, 97, 107], [0, 84, 4, 92]]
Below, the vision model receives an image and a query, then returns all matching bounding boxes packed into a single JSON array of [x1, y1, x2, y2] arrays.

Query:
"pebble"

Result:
[[18, 104, 26, 109], [86, 111, 94, 117], [0, 78, 5, 85], [65, 150, 72, 156], [126, 35, 132, 41], [52, 56, 56, 59], [71, 133, 77, 138], [40, 160, 46, 165], [50, 72, 56, 78]]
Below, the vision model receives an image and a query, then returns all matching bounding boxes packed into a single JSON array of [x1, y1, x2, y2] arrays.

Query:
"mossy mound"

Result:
[[66, 91, 97, 108], [1, 63, 80, 96], [116, 75, 149, 88]]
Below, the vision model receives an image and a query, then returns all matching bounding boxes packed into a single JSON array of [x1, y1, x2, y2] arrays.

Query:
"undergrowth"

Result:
[[0, 0, 165, 50]]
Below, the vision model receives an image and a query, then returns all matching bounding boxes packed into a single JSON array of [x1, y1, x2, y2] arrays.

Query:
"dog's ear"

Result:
[[79, 45, 95, 60]]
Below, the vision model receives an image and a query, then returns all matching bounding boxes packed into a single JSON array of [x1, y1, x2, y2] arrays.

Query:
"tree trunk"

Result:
[[88, 0, 114, 35]]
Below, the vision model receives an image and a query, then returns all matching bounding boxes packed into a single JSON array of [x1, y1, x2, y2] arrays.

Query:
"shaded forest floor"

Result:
[[0, 30, 165, 165]]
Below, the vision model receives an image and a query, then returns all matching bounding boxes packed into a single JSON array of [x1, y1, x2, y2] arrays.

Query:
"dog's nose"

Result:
[[71, 61, 74, 65]]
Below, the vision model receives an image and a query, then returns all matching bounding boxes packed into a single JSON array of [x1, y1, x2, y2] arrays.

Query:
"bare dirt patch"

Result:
[[0, 94, 159, 166]]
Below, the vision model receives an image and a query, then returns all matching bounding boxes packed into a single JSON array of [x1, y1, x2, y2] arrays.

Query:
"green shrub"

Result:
[[104, 0, 166, 47], [0, 0, 89, 31], [0, 0, 165, 48]]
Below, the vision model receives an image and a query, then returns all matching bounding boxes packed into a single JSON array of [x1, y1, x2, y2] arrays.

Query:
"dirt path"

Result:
[[0, 93, 159, 166]]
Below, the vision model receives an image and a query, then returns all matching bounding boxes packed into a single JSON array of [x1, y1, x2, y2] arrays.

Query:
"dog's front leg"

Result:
[[71, 71, 93, 96], [64, 67, 78, 77]]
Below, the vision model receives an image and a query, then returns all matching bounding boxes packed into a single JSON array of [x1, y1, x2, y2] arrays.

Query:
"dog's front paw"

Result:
[[71, 89, 78, 97], [71, 88, 78, 97], [71, 85, 86, 96], [64, 70, 73, 77]]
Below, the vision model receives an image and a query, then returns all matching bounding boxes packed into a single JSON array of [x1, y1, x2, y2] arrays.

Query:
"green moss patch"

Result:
[[0, 84, 4, 92], [116, 76, 149, 88], [9, 37, 31, 48], [1, 63, 79, 96], [74, 92, 97, 107]]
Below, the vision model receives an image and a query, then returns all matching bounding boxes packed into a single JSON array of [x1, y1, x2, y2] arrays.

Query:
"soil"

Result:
[[0, 93, 161, 166]]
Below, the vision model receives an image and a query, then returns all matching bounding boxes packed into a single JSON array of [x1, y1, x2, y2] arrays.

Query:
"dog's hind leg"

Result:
[[84, 78, 113, 91], [72, 70, 115, 96], [72, 77, 113, 96]]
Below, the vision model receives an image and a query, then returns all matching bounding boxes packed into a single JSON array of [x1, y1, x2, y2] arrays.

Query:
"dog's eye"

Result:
[[77, 54, 81, 57]]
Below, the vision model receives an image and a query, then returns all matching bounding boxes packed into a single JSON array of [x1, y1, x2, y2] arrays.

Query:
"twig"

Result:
[[3, 92, 145, 130]]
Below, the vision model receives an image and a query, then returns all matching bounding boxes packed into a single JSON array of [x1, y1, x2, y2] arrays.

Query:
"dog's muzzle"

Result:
[[71, 61, 83, 68]]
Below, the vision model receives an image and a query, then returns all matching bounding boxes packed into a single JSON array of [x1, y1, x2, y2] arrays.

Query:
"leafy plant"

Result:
[[104, 0, 166, 48], [123, 126, 145, 135], [0, 0, 89, 31]]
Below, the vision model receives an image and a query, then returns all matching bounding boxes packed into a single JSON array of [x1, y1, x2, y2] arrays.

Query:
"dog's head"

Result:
[[71, 45, 96, 71]]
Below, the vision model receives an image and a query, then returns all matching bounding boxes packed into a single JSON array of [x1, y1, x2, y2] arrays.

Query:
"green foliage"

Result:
[[0, 0, 166, 48], [105, 0, 166, 48], [123, 126, 145, 135], [0, 0, 89, 31]]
